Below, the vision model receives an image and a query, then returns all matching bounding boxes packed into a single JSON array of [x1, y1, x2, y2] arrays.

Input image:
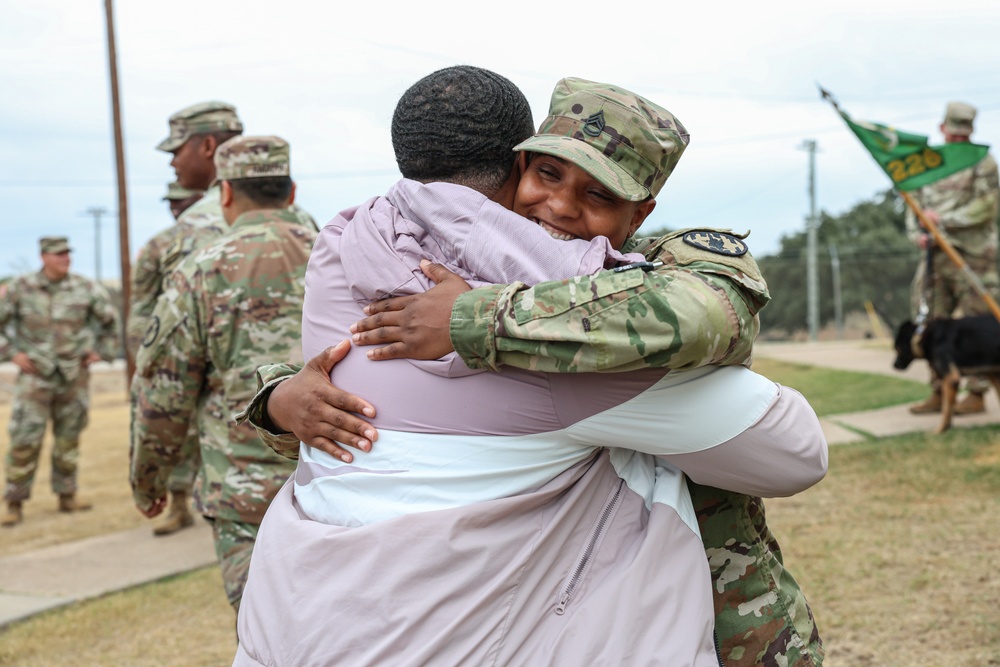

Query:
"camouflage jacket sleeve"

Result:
[[89, 280, 121, 362], [129, 271, 206, 513], [233, 363, 303, 460], [451, 229, 769, 373], [127, 233, 171, 357], [939, 154, 1000, 230], [0, 278, 20, 361], [906, 154, 1000, 242]]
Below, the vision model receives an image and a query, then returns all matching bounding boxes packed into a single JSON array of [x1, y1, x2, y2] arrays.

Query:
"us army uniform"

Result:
[[129, 105, 315, 537], [1, 237, 119, 524], [130, 136, 315, 611], [239, 79, 822, 665], [905, 101, 1000, 411]]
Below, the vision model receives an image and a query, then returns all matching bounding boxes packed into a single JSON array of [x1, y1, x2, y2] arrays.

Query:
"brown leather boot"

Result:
[[58, 494, 93, 513], [153, 491, 195, 536], [1, 502, 23, 527], [909, 392, 942, 414], [954, 392, 986, 415]]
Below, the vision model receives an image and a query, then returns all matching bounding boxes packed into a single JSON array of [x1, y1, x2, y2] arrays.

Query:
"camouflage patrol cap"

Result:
[[214, 135, 291, 181], [943, 101, 976, 137], [162, 181, 205, 201], [514, 78, 689, 201], [156, 101, 243, 152], [39, 236, 71, 254]]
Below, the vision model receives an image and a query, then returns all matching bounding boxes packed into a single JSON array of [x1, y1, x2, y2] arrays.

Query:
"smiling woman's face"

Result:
[[513, 153, 655, 249]]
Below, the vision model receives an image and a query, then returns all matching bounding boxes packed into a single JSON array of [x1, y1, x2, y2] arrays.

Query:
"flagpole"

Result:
[[899, 190, 1000, 323]]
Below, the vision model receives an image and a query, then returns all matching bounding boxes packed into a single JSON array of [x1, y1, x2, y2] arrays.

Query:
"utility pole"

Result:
[[829, 243, 844, 340], [102, 0, 134, 381], [800, 139, 819, 341], [84, 206, 107, 282]]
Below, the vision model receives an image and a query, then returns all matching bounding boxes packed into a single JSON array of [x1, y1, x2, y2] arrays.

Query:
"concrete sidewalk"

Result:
[[2, 339, 999, 630], [0, 520, 216, 628], [756, 339, 1000, 444]]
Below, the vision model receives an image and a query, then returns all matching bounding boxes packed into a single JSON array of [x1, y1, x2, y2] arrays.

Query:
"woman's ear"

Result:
[[629, 198, 657, 237]]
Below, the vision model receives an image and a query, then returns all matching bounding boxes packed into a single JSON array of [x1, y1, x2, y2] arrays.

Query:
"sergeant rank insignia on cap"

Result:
[[682, 231, 748, 257], [582, 111, 606, 137]]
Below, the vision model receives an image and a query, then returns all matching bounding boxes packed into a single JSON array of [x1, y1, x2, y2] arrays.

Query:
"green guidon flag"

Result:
[[838, 110, 990, 191]]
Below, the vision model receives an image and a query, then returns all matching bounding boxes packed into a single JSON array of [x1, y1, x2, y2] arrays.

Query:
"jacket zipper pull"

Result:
[[555, 594, 569, 616]]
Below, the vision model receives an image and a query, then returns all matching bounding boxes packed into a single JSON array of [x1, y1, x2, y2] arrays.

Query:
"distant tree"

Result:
[[758, 190, 918, 337]]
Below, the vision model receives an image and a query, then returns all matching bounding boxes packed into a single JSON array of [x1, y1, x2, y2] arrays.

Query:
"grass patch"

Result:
[[2, 360, 999, 665], [766, 426, 1000, 666], [752, 357, 927, 416]]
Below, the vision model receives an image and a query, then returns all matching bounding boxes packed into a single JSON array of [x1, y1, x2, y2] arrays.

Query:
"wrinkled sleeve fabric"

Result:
[[452, 232, 768, 373], [561, 367, 827, 497], [234, 363, 303, 460], [90, 281, 121, 362], [129, 271, 206, 514]]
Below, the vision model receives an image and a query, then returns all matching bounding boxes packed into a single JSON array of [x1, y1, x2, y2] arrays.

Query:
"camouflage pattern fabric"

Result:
[[692, 484, 823, 667], [129, 208, 314, 529], [513, 77, 688, 201], [156, 101, 243, 153], [234, 364, 303, 460], [207, 516, 259, 611], [0, 271, 119, 382], [450, 228, 768, 373], [0, 271, 118, 502], [906, 154, 1000, 394], [904, 153, 999, 260], [5, 370, 90, 502], [450, 227, 824, 666], [214, 135, 291, 181]]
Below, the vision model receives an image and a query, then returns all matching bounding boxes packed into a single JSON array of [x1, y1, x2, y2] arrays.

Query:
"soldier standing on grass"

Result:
[[127, 102, 244, 536], [0, 237, 120, 527], [129, 136, 315, 613], [906, 101, 1000, 416]]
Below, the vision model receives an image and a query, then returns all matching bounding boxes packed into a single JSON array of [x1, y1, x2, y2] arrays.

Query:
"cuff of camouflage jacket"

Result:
[[450, 284, 505, 372], [234, 375, 289, 434]]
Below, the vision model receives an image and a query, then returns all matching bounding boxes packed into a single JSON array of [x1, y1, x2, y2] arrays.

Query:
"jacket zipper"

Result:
[[555, 479, 624, 615], [714, 629, 726, 667]]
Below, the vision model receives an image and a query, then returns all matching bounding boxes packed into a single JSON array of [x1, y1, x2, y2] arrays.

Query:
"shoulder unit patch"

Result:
[[682, 231, 748, 257]]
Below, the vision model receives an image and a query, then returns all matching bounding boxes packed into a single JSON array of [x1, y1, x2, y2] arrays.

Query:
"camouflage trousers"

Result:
[[4, 369, 90, 503], [691, 481, 823, 667], [911, 249, 1000, 393], [207, 516, 259, 612]]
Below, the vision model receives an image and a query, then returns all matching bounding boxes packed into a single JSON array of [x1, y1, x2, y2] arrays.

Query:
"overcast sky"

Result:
[[2, 0, 1000, 282]]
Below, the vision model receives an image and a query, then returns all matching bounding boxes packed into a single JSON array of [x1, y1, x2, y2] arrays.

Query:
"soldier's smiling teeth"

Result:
[[536, 220, 576, 241]]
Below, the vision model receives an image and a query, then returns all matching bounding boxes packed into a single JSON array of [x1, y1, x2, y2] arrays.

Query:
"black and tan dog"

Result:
[[894, 315, 1000, 433]]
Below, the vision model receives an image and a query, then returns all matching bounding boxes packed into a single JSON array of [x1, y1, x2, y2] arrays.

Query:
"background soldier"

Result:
[[163, 181, 204, 220], [0, 237, 120, 526], [906, 101, 1000, 415], [127, 102, 246, 536], [129, 136, 316, 613]]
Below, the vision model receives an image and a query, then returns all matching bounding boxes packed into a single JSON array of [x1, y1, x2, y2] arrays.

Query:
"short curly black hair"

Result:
[[392, 66, 535, 197]]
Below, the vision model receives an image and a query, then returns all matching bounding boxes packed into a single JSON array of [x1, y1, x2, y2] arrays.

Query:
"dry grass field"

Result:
[[0, 362, 998, 666]]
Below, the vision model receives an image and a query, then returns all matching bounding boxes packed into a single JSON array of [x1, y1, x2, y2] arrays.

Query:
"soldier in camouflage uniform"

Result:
[[129, 136, 315, 612], [906, 101, 1000, 416], [243, 77, 823, 666], [130, 103, 316, 537], [163, 181, 204, 220], [1, 237, 120, 526]]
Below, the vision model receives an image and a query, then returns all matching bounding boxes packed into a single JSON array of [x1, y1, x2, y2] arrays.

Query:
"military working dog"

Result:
[[894, 315, 1000, 433]]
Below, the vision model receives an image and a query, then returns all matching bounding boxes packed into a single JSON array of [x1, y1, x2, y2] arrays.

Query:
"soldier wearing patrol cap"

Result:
[[0, 237, 119, 526], [245, 74, 822, 666], [906, 101, 1000, 416], [163, 181, 204, 220], [130, 135, 314, 613], [128, 104, 314, 536]]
